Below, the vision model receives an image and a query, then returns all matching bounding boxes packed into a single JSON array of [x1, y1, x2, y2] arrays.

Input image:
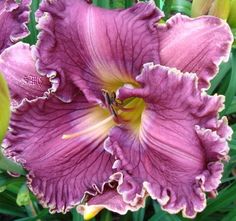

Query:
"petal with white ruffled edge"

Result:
[[158, 14, 233, 89], [106, 63, 232, 218], [77, 181, 147, 219], [3, 93, 115, 213], [0, 0, 31, 53], [35, 0, 163, 102]]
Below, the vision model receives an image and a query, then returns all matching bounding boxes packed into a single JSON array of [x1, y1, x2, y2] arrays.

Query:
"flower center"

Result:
[[102, 89, 145, 132], [62, 88, 145, 140]]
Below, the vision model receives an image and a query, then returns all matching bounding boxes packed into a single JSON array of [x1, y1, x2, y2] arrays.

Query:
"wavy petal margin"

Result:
[[0, 0, 31, 53], [0, 42, 52, 105], [77, 182, 147, 219], [106, 63, 232, 218], [3, 94, 115, 213], [157, 13, 233, 89], [34, 0, 163, 102]]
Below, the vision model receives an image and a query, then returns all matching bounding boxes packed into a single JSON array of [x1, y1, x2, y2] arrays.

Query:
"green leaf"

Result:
[[120, 211, 132, 221], [0, 191, 27, 217], [14, 209, 49, 221], [108, 0, 134, 8], [171, 0, 192, 16], [100, 210, 112, 221], [132, 207, 145, 221], [0, 73, 10, 143], [163, 0, 173, 19], [197, 181, 236, 220], [222, 176, 236, 183], [0, 202, 26, 217], [0, 185, 6, 192], [111, 0, 125, 8], [23, 0, 40, 45], [216, 72, 231, 96], [225, 97, 236, 115], [149, 214, 165, 221], [150, 202, 184, 221], [222, 49, 236, 115], [221, 206, 236, 221], [154, 0, 161, 8], [207, 58, 232, 95], [0, 173, 25, 187], [0, 150, 26, 175], [16, 184, 31, 206], [92, 0, 98, 5], [96, 0, 111, 8], [125, 0, 134, 8], [72, 208, 84, 221], [228, 0, 236, 28]]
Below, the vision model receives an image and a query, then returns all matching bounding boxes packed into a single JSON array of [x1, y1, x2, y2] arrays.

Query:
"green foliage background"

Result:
[[1, 0, 236, 221]]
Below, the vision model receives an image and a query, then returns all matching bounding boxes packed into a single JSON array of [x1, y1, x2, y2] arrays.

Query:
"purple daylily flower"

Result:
[[0, 0, 31, 54], [2, 0, 233, 218]]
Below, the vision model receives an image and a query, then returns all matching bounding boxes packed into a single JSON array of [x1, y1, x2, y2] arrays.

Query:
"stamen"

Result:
[[62, 115, 113, 139], [102, 89, 120, 119], [101, 88, 142, 125]]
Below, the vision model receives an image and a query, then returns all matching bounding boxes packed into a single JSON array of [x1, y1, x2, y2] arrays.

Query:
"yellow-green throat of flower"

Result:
[[62, 87, 145, 140]]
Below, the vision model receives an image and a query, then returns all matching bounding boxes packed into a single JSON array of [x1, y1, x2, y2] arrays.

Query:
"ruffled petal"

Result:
[[0, 42, 51, 105], [35, 0, 163, 102], [77, 182, 146, 218], [157, 14, 233, 89], [3, 94, 115, 212], [0, 0, 31, 53], [106, 64, 232, 218]]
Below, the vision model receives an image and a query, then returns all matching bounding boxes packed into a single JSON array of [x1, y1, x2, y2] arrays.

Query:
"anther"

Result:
[[102, 89, 119, 120], [101, 89, 132, 124]]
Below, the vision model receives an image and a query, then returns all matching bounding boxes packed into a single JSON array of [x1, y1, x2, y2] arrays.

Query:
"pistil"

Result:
[[102, 89, 134, 124]]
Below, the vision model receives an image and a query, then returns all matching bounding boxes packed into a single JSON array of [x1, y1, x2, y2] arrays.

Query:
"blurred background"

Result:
[[0, 0, 236, 220]]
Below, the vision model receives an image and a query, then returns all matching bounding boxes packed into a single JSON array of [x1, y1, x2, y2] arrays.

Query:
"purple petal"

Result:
[[35, 0, 163, 102], [106, 64, 231, 218], [77, 182, 146, 217], [158, 14, 233, 89], [3, 94, 115, 212], [0, 42, 51, 105], [0, 0, 31, 53]]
